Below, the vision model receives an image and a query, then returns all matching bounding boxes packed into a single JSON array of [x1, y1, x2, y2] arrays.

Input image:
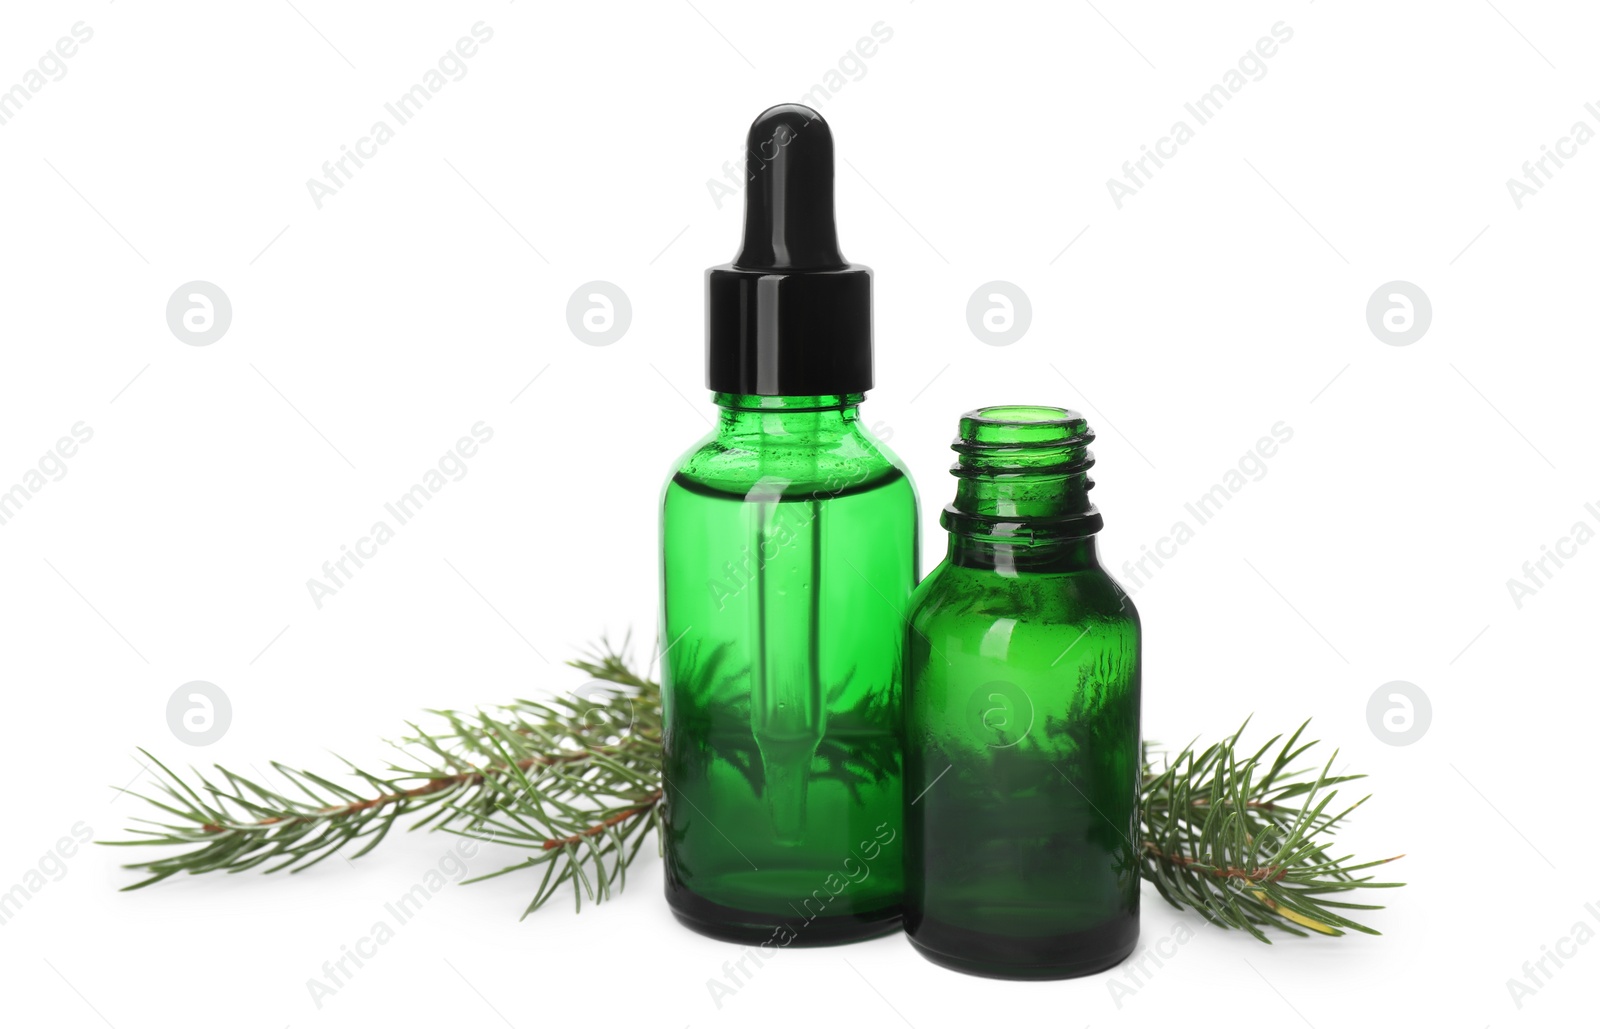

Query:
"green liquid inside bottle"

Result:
[[660, 393, 918, 944]]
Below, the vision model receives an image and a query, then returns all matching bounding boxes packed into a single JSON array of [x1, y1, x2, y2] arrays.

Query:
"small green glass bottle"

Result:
[[903, 406, 1141, 979], [658, 104, 918, 944]]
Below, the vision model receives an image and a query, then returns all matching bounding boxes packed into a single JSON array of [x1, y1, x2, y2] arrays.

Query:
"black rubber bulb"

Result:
[[734, 104, 847, 271]]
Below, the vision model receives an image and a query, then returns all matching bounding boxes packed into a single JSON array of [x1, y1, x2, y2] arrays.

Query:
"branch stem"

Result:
[[540, 790, 663, 850], [1142, 840, 1288, 883]]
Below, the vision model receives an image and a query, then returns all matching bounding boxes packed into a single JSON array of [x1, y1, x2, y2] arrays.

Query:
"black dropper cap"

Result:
[[706, 104, 872, 396]]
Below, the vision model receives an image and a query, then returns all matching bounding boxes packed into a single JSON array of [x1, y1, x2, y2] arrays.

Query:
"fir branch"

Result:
[[107, 639, 663, 915], [1139, 718, 1404, 940], [108, 644, 1402, 938]]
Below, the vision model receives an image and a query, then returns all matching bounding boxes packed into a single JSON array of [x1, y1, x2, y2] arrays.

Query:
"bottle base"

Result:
[[905, 913, 1138, 980], [668, 888, 902, 947]]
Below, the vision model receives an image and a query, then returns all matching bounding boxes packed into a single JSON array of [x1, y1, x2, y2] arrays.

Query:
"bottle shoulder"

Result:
[[909, 557, 1139, 630], [665, 421, 914, 500]]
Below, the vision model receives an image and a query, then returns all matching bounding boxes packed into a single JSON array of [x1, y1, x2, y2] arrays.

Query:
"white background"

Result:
[[1, 1, 1595, 1026]]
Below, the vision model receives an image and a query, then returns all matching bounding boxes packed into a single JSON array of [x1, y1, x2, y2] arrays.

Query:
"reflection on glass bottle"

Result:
[[904, 406, 1141, 979]]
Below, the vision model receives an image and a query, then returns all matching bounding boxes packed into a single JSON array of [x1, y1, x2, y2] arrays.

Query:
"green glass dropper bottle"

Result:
[[904, 406, 1141, 978], [658, 104, 918, 944]]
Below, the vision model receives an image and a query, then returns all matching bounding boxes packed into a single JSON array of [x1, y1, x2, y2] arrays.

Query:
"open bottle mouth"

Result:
[[952, 406, 1097, 478], [963, 404, 1086, 434], [943, 404, 1104, 541]]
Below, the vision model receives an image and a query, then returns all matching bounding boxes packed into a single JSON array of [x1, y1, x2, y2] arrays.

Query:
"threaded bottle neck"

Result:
[[941, 405, 1103, 544]]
